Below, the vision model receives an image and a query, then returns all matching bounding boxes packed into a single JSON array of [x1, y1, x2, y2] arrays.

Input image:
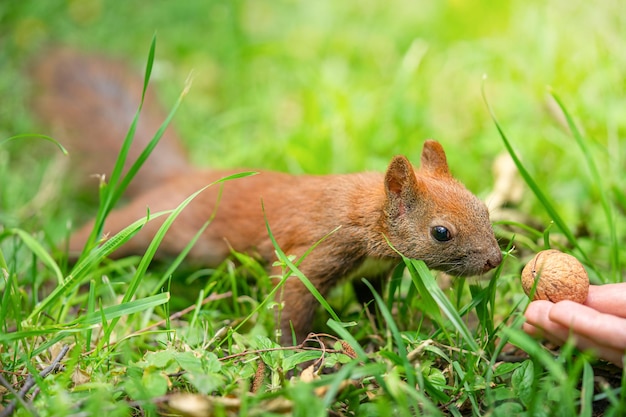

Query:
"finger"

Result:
[[585, 284, 626, 318], [524, 301, 570, 345], [563, 332, 625, 368], [522, 322, 566, 347], [525, 302, 625, 367], [522, 322, 541, 337], [550, 301, 626, 351]]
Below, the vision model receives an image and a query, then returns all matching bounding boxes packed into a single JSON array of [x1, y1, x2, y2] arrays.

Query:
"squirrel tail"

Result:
[[29, 47, 191, 197]]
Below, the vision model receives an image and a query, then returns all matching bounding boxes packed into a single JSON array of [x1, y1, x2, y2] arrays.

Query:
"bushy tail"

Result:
[[29, 47, 191, 197]]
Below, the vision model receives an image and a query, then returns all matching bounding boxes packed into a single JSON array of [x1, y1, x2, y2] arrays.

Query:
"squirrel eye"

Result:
[[431, 226, 452, 242]]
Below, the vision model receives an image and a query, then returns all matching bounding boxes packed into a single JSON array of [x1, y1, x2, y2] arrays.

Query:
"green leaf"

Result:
[[142, 368, 169, 397], [511, 360, 534, 407]]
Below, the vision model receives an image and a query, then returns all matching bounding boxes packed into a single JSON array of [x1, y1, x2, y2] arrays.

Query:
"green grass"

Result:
[[1, 0, 625, 415]]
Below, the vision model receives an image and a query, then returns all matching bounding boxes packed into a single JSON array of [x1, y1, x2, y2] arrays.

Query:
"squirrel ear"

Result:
[[384, 155, 421, 217], [420, 140, 451, 176], [385, 155, 418, 197]]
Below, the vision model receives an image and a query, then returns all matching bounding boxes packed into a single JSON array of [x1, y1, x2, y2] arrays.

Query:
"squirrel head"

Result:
[[382, 140, 502, 276]]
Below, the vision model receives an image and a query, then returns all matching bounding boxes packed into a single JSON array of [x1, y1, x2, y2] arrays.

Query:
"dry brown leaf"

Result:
[[166, 393, 214, 417], [314, 380, 356, 397], [71, 367, 91, 386], [299, 364, 319, 384], [261, 397, 293, 414]]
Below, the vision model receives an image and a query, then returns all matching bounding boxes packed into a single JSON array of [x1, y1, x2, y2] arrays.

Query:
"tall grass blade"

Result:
[[86, 280, 96, 352], [262, 207, 341, 322], [148, 171, 254, 296], [99, 172, 253, 342], [0, 293, 169, 343], [5, 228, 64, 285], [84, 37, 157, 253], [481, 81, 594, 270], [101, 185, 208, 343], [501, 326, 566, 379], [579, 361, 593, 417], [549, 91, 619, 281], [326, 319, 392, 397], [72, 293, 170, 326], [27, 214, 160, 321], [113, 81, 193, 209], [360, 279, 416, 388], [407, 258, 480, 353]]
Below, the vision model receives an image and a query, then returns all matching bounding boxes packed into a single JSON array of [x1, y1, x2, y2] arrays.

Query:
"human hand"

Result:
[[523, 283, 626, 367]]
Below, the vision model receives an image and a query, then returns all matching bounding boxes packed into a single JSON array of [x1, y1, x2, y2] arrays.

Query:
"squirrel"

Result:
[[29, 48, 502, 344]]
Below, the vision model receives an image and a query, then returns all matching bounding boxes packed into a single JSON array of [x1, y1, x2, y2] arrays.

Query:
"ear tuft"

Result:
[[421, 140, 451, 176]]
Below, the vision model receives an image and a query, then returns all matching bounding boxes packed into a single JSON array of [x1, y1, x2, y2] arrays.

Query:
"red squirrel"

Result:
[[30, 48, 502, 344]]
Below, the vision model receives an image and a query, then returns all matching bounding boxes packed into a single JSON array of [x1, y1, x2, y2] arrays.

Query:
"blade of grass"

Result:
[[320, 360, 359, 408], [364, 277, 451, 405], [262, 203, 341, 322], [27, 213, 161, 321], [102, 178, 233, 342], [403, 258, 442, 322], [148, 173, 253, 296], [481, 78, 594, 271], [112, 72, 193, 208], [578, 361, 593, 417], [549, 90, 619, 282], [71, 293, 170, 326], [360, 280, 416, 388], [501, 326, 566, 379], [229, 220, 342, 344], [82, 37, 158, 254], [0, 258, 18, 331], [86, 279, 96, 352], [0, 293, 169, 342], [120, 186, 210, 306], [5, 228, 64, 285], [150, 221, 210, 296], [0, 133, 68, 154], [326, 318, 393, 396], [407, 258, 480, 353]]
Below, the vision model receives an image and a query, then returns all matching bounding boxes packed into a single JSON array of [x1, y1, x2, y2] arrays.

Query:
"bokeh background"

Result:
[[2, 0, 625, 253]]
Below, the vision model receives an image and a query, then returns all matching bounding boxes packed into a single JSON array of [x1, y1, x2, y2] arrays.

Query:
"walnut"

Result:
[[521, 249, 589, 303]]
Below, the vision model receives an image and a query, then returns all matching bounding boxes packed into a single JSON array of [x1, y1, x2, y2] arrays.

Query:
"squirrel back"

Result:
[[30, 48, 502, 344]]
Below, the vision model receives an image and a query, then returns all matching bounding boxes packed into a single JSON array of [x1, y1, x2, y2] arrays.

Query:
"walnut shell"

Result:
[[521, 249, 589, 303]]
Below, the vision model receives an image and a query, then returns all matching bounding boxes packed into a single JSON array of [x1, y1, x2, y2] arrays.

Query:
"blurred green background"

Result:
[[1, 0, 625, 249]]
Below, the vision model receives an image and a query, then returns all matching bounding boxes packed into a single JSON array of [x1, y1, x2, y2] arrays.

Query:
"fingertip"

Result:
[[522, 322, 542, 337], [524, 300, 554, 323]]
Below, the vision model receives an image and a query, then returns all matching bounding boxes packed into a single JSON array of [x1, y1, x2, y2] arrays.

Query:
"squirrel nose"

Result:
[[483, 249, 503, 272]]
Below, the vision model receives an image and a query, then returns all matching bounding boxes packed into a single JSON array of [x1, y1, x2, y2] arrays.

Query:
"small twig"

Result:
[[0, 344, 70, 417], [0, 373, 37, 417]]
